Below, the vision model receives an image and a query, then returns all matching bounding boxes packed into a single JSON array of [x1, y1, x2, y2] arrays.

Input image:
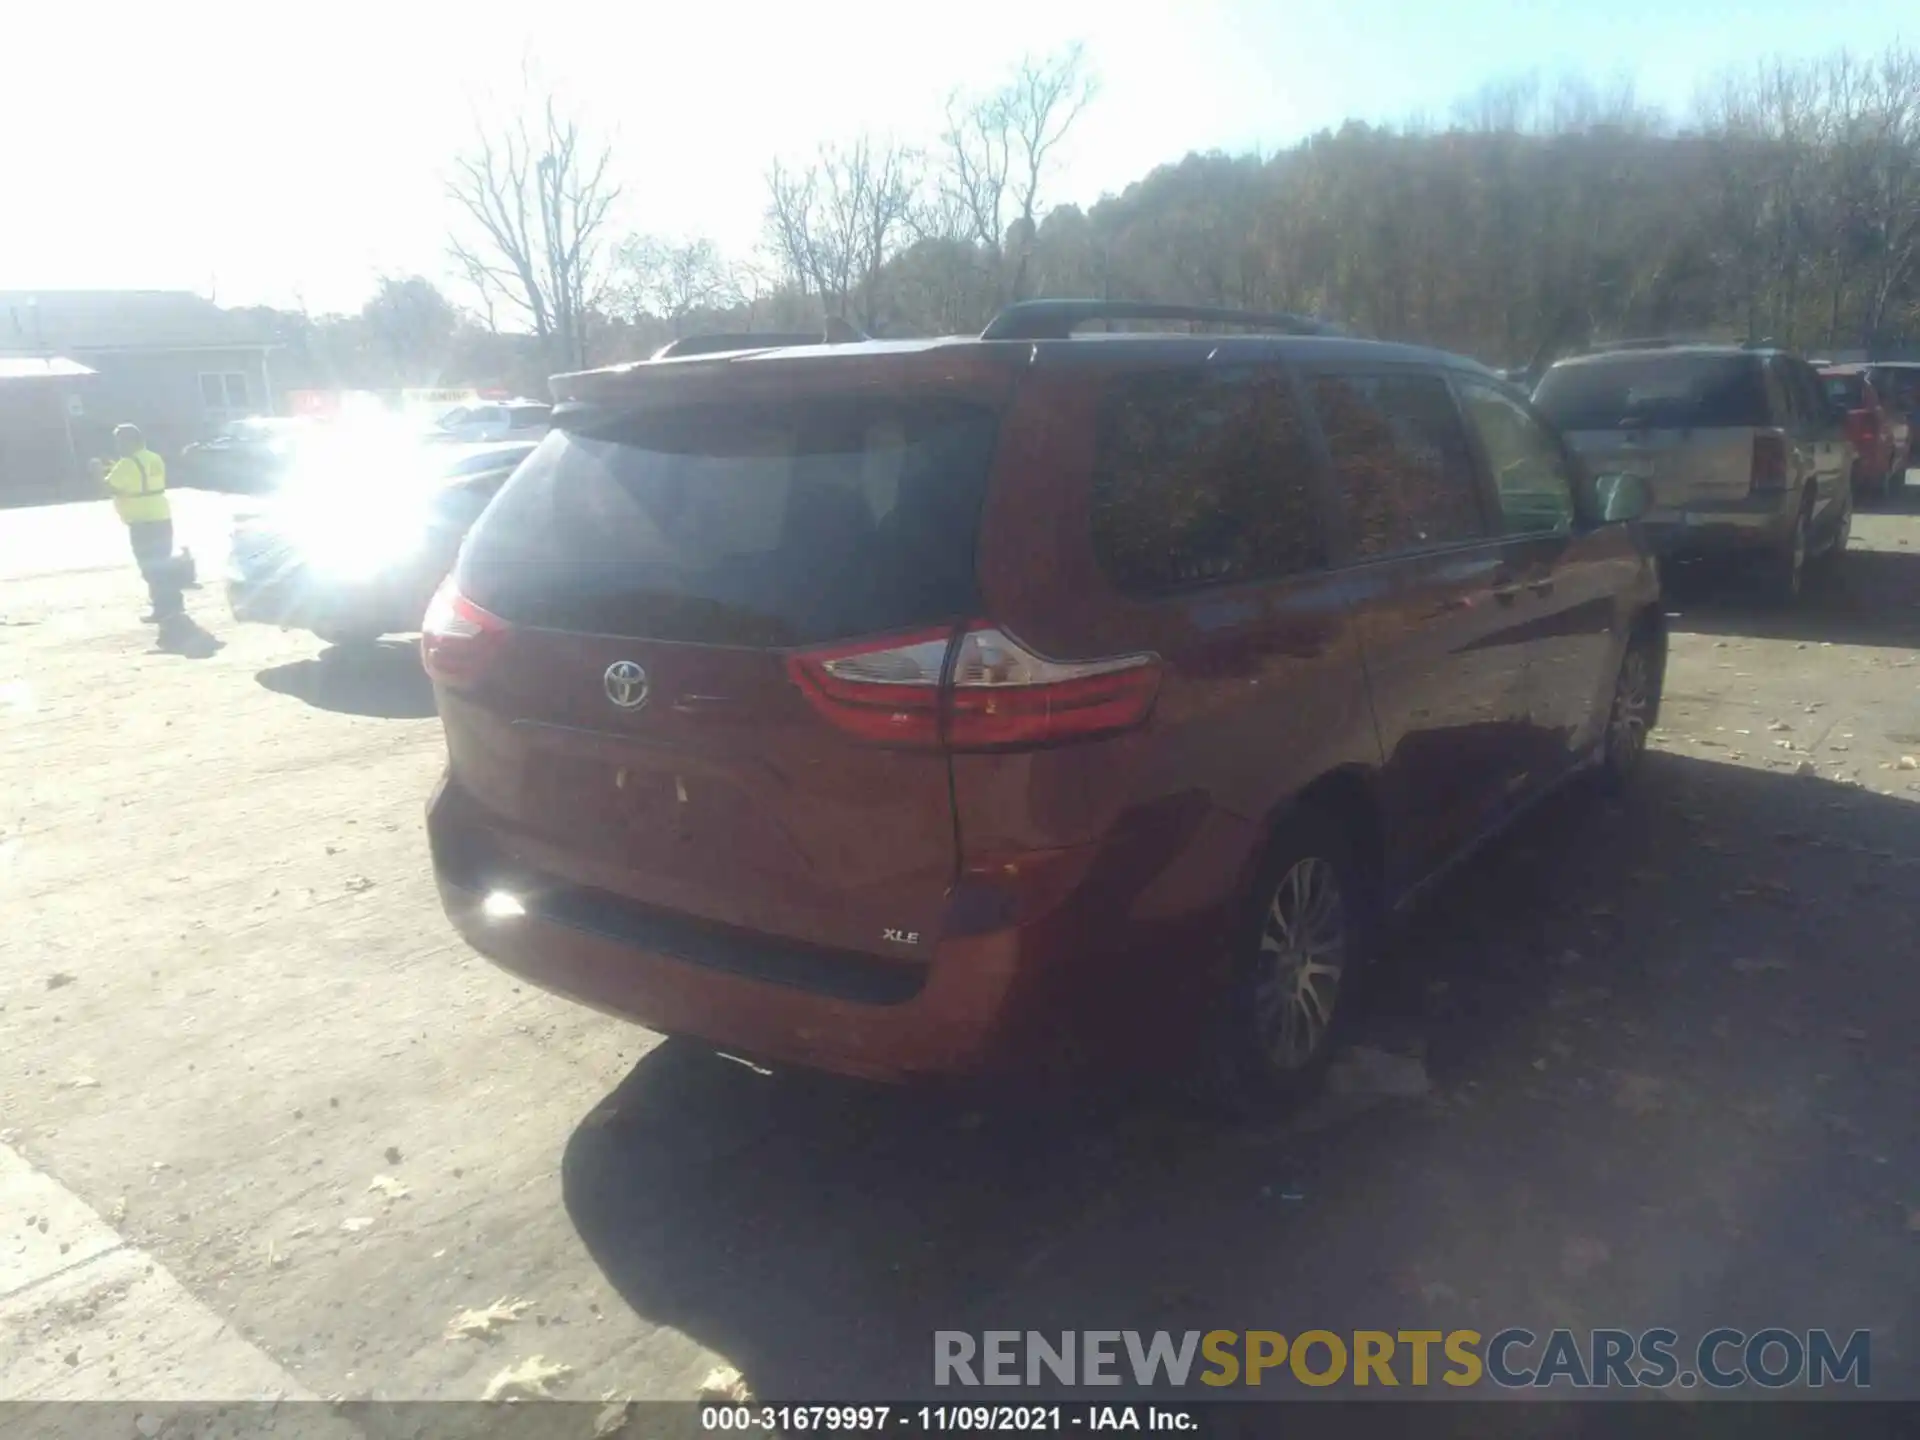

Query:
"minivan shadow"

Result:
[[562, 754, 1920, 1400], [1663, 544, 1920, 648], [255, 640, 436, 719]]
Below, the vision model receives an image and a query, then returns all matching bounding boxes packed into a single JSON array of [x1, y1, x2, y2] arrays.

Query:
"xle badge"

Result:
[[882, 928, 921, 946]]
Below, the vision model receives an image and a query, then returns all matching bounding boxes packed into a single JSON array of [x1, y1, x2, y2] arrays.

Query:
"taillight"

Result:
[[785, 623, 1161, 751], [784, 626, 951, 746], [1750, 433, 1789, 492], [421, 576, 508, 688], [945, 626, 1160, 748]]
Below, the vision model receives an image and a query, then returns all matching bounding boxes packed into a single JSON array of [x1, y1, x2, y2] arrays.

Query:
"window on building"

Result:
[[1091, 367, 1326, 595], [200, 372, 252, 416], [1311, 372, 1486, 558]]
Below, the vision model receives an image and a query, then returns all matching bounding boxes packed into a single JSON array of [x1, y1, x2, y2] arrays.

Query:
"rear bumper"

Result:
[[425, 775, 1119, 1084], [1641, 496, 1797, 558]]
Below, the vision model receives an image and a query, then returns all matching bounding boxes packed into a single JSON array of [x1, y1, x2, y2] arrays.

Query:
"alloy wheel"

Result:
[[1251, 856, 1348, 1072], [1607, 647, 1652, 779]]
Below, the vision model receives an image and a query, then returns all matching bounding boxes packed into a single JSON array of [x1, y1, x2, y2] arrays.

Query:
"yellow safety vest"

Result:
[[106, 449, 171, 525]]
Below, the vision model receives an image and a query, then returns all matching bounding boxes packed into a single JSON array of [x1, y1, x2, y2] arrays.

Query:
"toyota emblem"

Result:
[[603, 660, 649, 710]]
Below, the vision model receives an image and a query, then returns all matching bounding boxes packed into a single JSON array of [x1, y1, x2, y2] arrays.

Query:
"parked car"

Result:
[[1818, 366, 1901, 495], [1863, 362, 1917, 489], [178, 416, 315, 493], [431, 400, 552, 445], [421, 299, 1665, 1105], [227, 440, 536, 646], [1532, 342, 1852, 600]]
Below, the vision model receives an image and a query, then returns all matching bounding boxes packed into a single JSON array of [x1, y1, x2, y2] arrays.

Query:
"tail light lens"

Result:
[[421, 576, 508, 688], [784, 627, 951, 746], [945, 626, 1161, 748], [1750, 433, 1789, 492], [786, 623, 1161, 751]]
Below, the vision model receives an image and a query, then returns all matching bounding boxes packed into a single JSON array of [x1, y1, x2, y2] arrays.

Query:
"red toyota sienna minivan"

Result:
[[424, 301, 1665, 1104]]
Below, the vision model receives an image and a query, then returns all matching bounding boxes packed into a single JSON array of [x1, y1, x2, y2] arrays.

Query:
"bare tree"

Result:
[[764, 138, 920, 330], [611, 235, 735, 335], [448, 92, 619, 372], [942, 46, 1099, 301]]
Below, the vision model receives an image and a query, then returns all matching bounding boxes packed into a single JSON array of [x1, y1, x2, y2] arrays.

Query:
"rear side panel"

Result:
[[953, 357, 1376, 1063]]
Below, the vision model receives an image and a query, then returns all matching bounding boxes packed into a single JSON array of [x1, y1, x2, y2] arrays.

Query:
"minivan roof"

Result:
[[553, 320, 1504, 404]]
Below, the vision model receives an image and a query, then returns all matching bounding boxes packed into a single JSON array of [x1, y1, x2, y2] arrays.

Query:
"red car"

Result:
[[1820, 366, 1900, 496], [423, 301, 1665, 1103]]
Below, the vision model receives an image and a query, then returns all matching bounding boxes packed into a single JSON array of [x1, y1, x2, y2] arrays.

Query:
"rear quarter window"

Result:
[[1090, 367, 1325, 595], [1534, 355, 1771, 431], [461, 398, 998, 646]]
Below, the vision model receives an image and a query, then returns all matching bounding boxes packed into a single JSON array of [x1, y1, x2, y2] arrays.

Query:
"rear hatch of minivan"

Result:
[[1534, 352, 1773, 510], [425, 346, 1022, 974]]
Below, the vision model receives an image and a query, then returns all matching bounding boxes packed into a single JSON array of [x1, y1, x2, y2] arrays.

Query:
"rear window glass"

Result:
[[1822, 374, 1865, 408], [1534, 355, 1770, 431], [461, 398, 997, 646]]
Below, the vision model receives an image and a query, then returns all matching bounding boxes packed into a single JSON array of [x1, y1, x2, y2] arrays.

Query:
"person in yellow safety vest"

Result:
[[102, 423, 184, 622]]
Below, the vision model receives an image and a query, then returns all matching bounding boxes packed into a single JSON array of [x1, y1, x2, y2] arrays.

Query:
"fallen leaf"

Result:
[[367, 1174, 411, 1202], [1767, 720, 1791, 732], [340, 1216, 375, 1233], [66, 1076, 99, 1090], [484, 1355, 572, 1402], [696, 1366, 753, 1404], [345, 876, 377, 894], [446, 1297, 532, 1341], [46, 973, 76, 990], [594, 1400, 636, 1439]]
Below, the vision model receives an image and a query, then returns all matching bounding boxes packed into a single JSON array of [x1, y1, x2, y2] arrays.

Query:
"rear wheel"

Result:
[[1599, 636, 1657, 791], [1813, 486, 1852, 580], [1198, 814, 1371, 1114], [1766, 493, 1813, 604]]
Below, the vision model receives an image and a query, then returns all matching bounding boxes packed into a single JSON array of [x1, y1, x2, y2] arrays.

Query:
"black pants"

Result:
[[128, 519, 184, 617]]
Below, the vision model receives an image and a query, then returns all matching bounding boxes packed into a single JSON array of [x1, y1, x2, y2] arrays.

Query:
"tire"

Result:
[[1812, 487, 1852, 581], [1196, 812, 1373, 1115], [1598, 634, 1658, 792], [1766, 492, 1813, 604]]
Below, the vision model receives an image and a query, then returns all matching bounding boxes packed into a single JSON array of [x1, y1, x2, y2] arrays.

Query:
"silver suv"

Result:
[[1533, 342, 1852, 600]]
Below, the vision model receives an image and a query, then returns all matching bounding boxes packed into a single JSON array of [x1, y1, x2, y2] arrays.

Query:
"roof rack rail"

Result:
[[1579, 336, 1721, 355], [979, 299, 1345, 343], [651, 317, 868, 360]]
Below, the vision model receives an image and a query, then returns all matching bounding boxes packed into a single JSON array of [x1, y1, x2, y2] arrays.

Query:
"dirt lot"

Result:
[[3, 492, 1918, 1403]]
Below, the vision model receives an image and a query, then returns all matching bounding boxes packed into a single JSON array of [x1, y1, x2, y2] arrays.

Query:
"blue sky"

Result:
[[2, 0, 1911, 315]]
